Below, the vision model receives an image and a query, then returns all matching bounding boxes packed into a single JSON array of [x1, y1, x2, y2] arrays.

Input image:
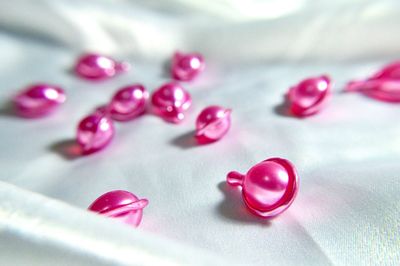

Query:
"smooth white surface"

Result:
[[0, 181, 231, 266], [0, 0, 399, 265]]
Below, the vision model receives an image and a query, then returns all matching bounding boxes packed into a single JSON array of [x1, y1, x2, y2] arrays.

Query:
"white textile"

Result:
[[0, 0, 399, 265]]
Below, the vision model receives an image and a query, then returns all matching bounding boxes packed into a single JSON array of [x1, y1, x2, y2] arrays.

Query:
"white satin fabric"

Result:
[[0, 0, 399, 265]]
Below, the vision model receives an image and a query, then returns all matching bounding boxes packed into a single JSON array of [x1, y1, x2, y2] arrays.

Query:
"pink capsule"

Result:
[[88, 190, 148, 227], [108, 84, 149, 121], [75, 53, 130, 80], [346, 79, 400, 102], [171, 51, 205, 81], [195, 106, 231, 144], [345, 61, 400, 102], [13, 83, 66, 118], [77, 112, 115, 155], [226, 157, 299, 218], [151, 82, 192, 123], [287, 75, 331, 117], [369, 61, 400, 80]]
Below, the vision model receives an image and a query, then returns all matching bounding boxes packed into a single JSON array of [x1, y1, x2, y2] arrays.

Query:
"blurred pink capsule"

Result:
[[77, 112, 115, 155], [75, 53, 130, 80], [226, 157, 299, 218], [151, 82, 192, 123], [171, 51, 205, 81], [345, 61, 400, 102], [287, 75, 331, 117], [346, 79, 400, 102], [195, 106, 231, 144], [108, 84, 149, 121], [88, 190, 148, 228], [13, 83, 66, 118], [369, 61, 400, 80]]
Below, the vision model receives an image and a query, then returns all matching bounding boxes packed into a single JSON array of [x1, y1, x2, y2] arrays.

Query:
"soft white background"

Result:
[[0, 0, 399, 265]]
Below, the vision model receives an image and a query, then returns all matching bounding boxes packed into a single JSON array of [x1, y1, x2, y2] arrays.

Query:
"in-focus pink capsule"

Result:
[[108, 84, 149, 121], [75, 53, 130, 80], [171, 51, 205, 81], [13, 83, 66, 118], [195, 105, 231, 144], [345, 61, 400, 102], [88, 190, 148, 227], [151, 82, 192, 123], [287, 75, 331, 117], [77, 112, 115, 155], [226, 157, 299, 218]]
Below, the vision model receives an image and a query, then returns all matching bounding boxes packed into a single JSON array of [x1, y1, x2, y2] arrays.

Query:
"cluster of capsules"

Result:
[[282, 61, 400, 117], [12, 53, 400, 227], [15, 52, 232, 155]]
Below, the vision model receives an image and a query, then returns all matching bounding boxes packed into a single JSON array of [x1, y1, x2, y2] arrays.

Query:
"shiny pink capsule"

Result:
[[287, 75, 331, 117], [13, 84, 66, 118], [108, 84, 149, 121], [227, 157, 299, 218], [151, 82, 192, 123], [195, 106, 231, 144], [345, 61, 400, 102], [75, 53, 130, 80], [171, 51, 205, 81], [88, 190, 148, 227], [77, 112, 115, 155]]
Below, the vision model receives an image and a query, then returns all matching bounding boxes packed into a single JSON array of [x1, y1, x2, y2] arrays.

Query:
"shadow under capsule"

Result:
[[273, 95, 294, 118], [215, 181, 271, 226], [170, 130, 198, 149], [162, 58, 172, 79], [170, 129, 225, 149], [0, 101, 20, 118], [49, 139, 82, 160]]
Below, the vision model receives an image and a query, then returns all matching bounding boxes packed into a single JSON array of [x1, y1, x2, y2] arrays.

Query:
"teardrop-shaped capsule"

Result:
[[171, 51, 205, 81], [195, 106, 231, 144], [77, 112, 115, 155], [88, 190, 148, 227], [13, 83, 66, 118], [108, 84, 149, 121], [151, 82, 192, 123], [345, 61, 400, 103], [346, 79, 400, 102], [75, 53, 130, 80], [369, 61, 400, 80], [226, 157, 299, 218], [287, 75, 331, 117]]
